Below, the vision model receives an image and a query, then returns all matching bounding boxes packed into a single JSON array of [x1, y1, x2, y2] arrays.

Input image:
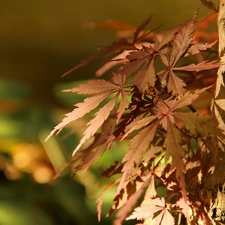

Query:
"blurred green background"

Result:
[[0, 1, 213, 224]]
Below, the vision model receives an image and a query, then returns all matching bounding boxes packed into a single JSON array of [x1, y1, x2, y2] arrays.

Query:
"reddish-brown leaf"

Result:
[[164, 120, 189, 216], [174, 112, 219, 136], [122, 115, 157, 140], [154, 27, 178, 51], [166, 87, 210, 110], [159, 52, 169, 67], [126, 50, 149, 61], [184, 40, 217, 56], [52, 118, 113, 179], [132, 59, 156, 92], [72, 95, 118, 155], [169, 15, 196, 66], [75, 143, 106, 172], [46, 91, 112, 140], [114, 178, 150, 225], [119, 57, 147, 77], [156, 101, 175, 130], [172, 60, 220, 72], [116, 121, 159, 195], [164, 120, 184, 166], [167, 71, 186, 95], [118, 49, 151, 80], [110, 73, 130, 123], [63, 79, 120, 94], [133, 16, 152, 43]]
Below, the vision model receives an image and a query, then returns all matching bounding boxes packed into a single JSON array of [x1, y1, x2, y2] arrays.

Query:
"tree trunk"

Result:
[[200, 1, 225, 224]]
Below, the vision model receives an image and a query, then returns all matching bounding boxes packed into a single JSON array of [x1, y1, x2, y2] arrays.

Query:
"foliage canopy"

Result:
[[47, 12, 221, 224]]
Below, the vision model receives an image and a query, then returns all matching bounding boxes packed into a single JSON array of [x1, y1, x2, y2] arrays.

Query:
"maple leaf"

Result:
[[132, 58, 156, 92], [73, 95, 118, 155], [169, 14, 197, 67], [115, 120, 160, 197], [52, 116, 114, 180], [111, 73, 130, 123], [154, 27, 179, 51], [127, 197, 174, 225], [46, 91, 113, 140], [132, 16, 152, 43], [122, 115, 157, 140], [167, 71, 186, 95], [114, 178, 151, 225], [174, 112, 219, 136], [124, 121, 159, 167], [47, 74, 130, 155], [63, 79, 120, 94], [165, 87, 210, 110], [164, 120, 185, 168], [185, 160, 200, 172], [46, 12, 222, 225], [173, 60, 220, 72], [127, 180, 136, 199], [157, 69, 186, 95], [107, 179, 133, 217], [119, 55, 147, 77], [126, 50, 149, 62], [126, 204, 155, 221], [119, 47, 156, 92], [116, 91, 130, 124], [155, 101, 175, 130], [164, 120, 189, 217], [184, 40, 217, 56]]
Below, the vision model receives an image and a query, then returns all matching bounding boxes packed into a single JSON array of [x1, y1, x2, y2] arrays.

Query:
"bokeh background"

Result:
[[0, 1, 214, 224]]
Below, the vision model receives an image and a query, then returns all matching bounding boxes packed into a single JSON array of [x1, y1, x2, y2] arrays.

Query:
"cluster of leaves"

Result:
[[47, 14, 221, 224]]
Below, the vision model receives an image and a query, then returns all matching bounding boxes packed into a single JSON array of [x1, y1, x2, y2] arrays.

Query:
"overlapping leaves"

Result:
[[47, 13, 220, 225]]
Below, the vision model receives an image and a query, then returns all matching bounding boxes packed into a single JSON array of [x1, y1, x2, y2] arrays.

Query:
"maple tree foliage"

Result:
[[47, 12, 221, 225]]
